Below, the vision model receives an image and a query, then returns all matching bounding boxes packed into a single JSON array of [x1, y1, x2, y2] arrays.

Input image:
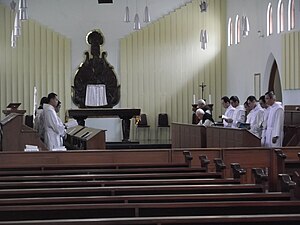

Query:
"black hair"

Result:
[[47, 92, 57, 102], [247, 95, 257, 102], [259, 95, 266, 103], [265, 91, 275, 99], [221, 96, 230, 103], [230, 96, 239, 103], [38, 97, 48, 109]]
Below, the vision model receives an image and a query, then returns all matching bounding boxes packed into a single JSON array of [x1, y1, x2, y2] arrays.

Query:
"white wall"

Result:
[[0, 0, 192, 141], [227, 0, 300, 105]]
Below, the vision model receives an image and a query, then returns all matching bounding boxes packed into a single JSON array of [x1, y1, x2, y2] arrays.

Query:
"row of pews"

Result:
[[0, 149, 300, 224]]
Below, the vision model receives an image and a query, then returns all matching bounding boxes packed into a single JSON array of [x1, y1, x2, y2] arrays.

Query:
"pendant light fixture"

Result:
[[10, 0, 16, 12], [13, 11, 21, 36], [200, 1, 208, 12], [124, 0, 130, 22], [18, 0, 28, 21], [133, 0, 141, 30], [144, 0, 151, 23], [11, 30, 17, 48]]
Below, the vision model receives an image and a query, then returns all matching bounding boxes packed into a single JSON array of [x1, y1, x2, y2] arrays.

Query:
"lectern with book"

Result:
[[64, 125, 106, 150]]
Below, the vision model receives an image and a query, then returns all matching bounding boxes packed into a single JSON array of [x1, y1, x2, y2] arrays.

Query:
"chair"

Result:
[[135, 114, 150, 141], [157, 113, 170, 140], [25, 115, 34, 128]]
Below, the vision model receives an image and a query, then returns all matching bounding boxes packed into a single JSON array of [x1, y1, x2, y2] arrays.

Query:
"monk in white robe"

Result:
[[264, 91, 284, 147], [246, 96, 264, 138], [221, 96, 235, 127], [261, 107, 270, 146], [34, 97, 48, 140], [43, 93, 66, 150], [230, 96, 245, 128]]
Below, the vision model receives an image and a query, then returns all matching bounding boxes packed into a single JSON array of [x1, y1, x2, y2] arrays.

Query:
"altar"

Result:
[[68, 108, 141, 142]]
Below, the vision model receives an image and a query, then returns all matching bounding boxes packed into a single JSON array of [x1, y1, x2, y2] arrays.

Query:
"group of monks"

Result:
[[195, 91, 284, 147]]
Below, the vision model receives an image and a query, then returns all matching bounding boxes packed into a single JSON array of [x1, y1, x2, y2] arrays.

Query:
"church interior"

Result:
[[1, 0, 300, 224]]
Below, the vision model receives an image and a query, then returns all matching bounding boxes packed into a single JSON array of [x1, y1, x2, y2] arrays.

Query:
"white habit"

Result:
[[246, 104, 264, 138], [265, 102, 284, 147], [223, 105, 235, 127], [43, 104, 66, 150], [34, 108, 45, 139], [261, 107, 270, 146], [232, 105, 246, 128]]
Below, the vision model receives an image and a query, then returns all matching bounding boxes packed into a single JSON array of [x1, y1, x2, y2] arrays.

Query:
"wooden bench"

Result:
[[0, 172, 223, 183], [0, 192, 291, 206], [0, 178, 240, 189], [1, 214, 300, 225], [1, 201, 300, 221], [0, 183, 264, 198]]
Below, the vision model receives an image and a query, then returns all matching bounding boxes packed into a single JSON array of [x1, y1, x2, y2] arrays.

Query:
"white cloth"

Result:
[[246, 104, 264, 138], [265, 102, 284, 147], [34, 108, 45, 139], [43, 104, 66, 151], [261, 107, 270, 146], [223, 105, 235, 127], [85, 84, 108, 107], [232, 105, 246, 128], [198, 119, 214, 127]]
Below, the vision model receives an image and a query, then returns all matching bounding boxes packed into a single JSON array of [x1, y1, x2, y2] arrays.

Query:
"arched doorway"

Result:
[[264, 54, 283, 102], [268, 60, 282, 102]]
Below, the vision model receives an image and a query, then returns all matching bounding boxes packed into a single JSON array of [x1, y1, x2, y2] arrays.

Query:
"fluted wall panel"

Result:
[[0, 4, 71, 121], [282, 31, 300, 90], [120, 0, 227, 140]]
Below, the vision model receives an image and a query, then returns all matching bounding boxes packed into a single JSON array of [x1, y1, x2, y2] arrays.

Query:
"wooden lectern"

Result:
[[0, 113, 47, 151], [64, 125, 106, 150]]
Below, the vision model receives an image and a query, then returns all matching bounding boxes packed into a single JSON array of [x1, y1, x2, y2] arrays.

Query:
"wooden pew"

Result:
[[0, 183, 264, 198], [0, 192, 291, 206], [0, 178, 240, 189], [1, 201, 300, 221], [1, 214, 300, 225], [0, 167, 207, 176], [0, 171, 223, 182]]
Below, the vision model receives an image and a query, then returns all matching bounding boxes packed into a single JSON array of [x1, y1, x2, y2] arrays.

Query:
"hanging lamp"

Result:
[[133, 0, 140, 30], [144, 0, 150, 23], [124, 0, 130, 22]]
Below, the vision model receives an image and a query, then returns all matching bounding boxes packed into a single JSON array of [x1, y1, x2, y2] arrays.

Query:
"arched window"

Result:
[[277, 0, 284, 33], [267, 3, 273, 36], [227, 17, 233, 46], [234, 15, 240, 44], [288, 0, 295, 31]]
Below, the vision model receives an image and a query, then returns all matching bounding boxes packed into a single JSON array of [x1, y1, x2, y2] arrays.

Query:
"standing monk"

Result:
[[264, 91, 284, 147], [43, 93, 66, 150]]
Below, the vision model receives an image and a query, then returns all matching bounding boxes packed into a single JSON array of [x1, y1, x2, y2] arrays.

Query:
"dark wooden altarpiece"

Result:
[[70, 30, 139, 142]]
